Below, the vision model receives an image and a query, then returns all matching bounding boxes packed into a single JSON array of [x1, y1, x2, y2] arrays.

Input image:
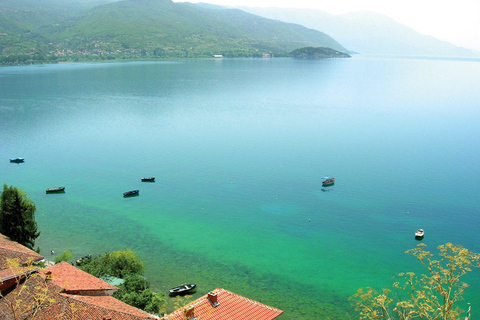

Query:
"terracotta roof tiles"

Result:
[[0, 234, 157, 319], [0, 264, 157, 320], [34, 293, 158, 319], [0, 234, 44, 268], [40, 261, 119, 293], [164, 288, 283, 320]]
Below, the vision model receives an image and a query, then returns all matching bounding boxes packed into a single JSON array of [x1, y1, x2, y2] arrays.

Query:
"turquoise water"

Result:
[[1, 56, 479, 319]]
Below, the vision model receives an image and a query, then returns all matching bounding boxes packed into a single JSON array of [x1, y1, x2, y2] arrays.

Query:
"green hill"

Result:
[[0, 0, 348, 61], [291, 46, 351, 59], [0, 0, 105, 57]]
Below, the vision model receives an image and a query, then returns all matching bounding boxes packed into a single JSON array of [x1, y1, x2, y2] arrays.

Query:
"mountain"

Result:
[[239, 7, 478, 58], [0, 0, 117, 56], [0, 0, 347, 60]]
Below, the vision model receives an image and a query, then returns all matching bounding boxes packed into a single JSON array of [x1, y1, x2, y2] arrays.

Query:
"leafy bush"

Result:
[[113, 274, 166, 314], [79, 249, 145, 278], [54, 249, 74, 264], [79, 249, 165, 314]]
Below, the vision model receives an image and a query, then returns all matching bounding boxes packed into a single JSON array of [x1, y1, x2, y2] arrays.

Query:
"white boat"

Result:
[[415, 229, 424, 238]]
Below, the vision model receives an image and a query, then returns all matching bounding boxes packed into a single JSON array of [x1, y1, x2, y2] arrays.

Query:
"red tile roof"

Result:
[[163, 288, 283, 320], [40, 261, 119, 294], [0, 266, 39, 292], [33, 293, 158, 319], [0, 275, 158, 320], [0, 263, 157, 319], [0, 234, 157, 319], [0, 265, 37, 281], [1, 233, 44, 292], [0, 234, 44, 268], [0, 270, 55, 318]]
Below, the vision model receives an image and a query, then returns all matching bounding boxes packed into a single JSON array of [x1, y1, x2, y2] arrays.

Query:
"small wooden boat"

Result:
[[322, 177, 335, 187], [141, 177, 155, 182], [10, 157, 25, 163], [415, 229, 424, 239], [76, 254, 92, 266], [169, 283, 196, 296], [46, 187, 65, 193], [123, 190, 139, 197]]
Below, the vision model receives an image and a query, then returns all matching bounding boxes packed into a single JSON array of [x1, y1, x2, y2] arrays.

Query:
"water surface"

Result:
[[1, 56, 479, 319]]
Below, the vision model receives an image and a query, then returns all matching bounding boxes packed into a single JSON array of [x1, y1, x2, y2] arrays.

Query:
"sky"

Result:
[[173, 0, 480, 51]]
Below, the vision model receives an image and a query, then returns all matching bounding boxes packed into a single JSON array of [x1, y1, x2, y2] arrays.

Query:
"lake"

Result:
[[1, 56, 479, 319]]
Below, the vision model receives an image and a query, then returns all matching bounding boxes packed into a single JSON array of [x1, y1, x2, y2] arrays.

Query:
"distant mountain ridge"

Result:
[[0, 0, 347, 61], [239, 6, 479, 58]]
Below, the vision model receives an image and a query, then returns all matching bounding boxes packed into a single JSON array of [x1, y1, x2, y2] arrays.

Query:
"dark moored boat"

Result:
[[76, 254, 92, 266], [10, 157, 25, 163], [141, 177, 155, 182], [322, 177, 335, 187], [169, 283, 196, 296], [46, 187, 65, 193], [123, 190, 139, 197]]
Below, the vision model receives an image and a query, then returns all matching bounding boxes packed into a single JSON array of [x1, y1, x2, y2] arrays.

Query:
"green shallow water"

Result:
[[1, 57, 480, 319]]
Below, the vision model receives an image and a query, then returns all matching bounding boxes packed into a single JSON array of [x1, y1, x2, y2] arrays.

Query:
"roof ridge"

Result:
[[42, 262, 118, 291], [220, 288, 284, 312], [0, 246, 43, 258], [61, 294, 157, 319], [165, 288, 283, 319]]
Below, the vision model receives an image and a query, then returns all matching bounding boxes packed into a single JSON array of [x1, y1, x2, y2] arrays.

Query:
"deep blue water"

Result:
[[1, 56, 479, 319]]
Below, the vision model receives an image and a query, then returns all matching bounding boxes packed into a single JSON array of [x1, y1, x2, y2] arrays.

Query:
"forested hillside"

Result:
[[0, 0, 348, 64]]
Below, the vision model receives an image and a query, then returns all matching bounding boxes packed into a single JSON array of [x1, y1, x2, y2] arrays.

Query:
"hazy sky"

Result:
[[173, 0, 480, 51]]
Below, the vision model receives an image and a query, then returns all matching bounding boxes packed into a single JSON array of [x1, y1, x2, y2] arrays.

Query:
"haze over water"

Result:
[[1, 56, 479, 319]]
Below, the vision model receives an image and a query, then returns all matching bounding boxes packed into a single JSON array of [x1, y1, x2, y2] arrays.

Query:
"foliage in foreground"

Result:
[[0, 184, 40, 250], [79, 249, 165, 314], [0, 258, 56, 319], [351, 243, 480, 320]]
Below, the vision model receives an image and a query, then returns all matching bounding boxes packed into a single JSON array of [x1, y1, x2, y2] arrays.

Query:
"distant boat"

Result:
[[46, 187, 65, 193], [76, 254, 92, 266], [415, 229, 425, 239], [141, 177, 155, 182], [123, 190, 139, 197], [10, 157, 24, 163], [169, 283, 196, 296], [322, 177, 335, 187]]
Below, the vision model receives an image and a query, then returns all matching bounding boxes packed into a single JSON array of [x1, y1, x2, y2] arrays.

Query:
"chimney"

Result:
[[45, 271, 52, 280], [184, 306, 195, 320], [208, 292, 219, 307]]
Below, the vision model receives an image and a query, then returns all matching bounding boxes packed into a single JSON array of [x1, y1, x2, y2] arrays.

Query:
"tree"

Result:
[[79, 249, 165, 314], [0, 185, 40, 250], [54, 249, 74, 264], [113, 274, 166, 314], [108, 249, 145, 278], [79, 249, 145, 278], [351, 243, 480, 320]]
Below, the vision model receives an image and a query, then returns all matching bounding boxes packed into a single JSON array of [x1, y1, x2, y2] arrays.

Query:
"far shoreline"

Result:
[[3, 53, 480, 68]]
